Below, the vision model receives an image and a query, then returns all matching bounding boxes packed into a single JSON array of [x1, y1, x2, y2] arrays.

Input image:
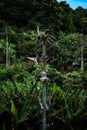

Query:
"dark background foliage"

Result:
[[0, 0, 87, 130]]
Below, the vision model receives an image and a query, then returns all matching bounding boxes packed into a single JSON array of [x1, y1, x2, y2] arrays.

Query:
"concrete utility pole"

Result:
[[28, 26, 55, 130], [40, 39, 48, 130], [81, 44, 84, 71], [5, 28, 10, 68], [36, 26, 49, 130]]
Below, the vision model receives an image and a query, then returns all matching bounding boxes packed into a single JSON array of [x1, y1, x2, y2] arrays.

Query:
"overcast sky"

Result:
[[58, 0, 87, 9]]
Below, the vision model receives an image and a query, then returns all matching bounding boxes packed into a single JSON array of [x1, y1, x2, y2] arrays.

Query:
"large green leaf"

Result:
[[18, 100, 30, 123], [10, 100, 18, 121]]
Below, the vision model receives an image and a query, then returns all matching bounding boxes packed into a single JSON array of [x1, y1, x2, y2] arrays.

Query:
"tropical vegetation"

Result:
[[0, 0, 87, 130]]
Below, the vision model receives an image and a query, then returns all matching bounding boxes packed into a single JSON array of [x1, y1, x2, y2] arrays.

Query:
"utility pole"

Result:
[[28, 26, 55, 130], [36, 27, 49, 130], [81, 44, 84, 71], [5, 28, 10, 68], [40, 40, 48, 130]]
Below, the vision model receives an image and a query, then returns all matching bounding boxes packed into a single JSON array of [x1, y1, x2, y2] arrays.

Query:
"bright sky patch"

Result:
[[58, 0, 87, 9]]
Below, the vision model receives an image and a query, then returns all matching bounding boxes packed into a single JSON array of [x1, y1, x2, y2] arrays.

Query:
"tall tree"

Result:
[[73, 6, 87, 33]]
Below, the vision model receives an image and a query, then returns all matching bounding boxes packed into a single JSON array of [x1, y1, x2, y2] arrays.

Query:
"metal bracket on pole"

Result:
[[40, 71, 49, 82]]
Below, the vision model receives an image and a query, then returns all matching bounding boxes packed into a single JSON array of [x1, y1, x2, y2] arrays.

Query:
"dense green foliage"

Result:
[[0, 64, 87, 130], [0, 0, 87, 33], [0, 0, 87, 130]]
